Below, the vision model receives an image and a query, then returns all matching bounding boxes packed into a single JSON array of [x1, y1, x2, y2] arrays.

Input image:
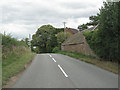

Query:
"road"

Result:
[[12, 54, 118, 88]]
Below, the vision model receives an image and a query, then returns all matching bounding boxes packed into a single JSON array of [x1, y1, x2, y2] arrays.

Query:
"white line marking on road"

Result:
[[49, 55, 52, 57], [58, 65, 68, 77], [52, 58, 56, 62]]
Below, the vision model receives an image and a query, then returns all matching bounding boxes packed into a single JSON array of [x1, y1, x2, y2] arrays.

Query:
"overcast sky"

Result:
[[0, 0, 105, 39]]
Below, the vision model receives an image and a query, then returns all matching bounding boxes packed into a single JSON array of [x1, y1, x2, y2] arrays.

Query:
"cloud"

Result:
[[0, 0, 104, 39]]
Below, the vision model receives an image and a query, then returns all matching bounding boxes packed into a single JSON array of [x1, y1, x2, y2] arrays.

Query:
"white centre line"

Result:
[[49, 55, 52, 57], [52, 58, 56, 62], [58, 65, 68, 77]]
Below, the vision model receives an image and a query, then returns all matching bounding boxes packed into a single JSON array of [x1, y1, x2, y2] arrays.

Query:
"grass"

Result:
[[2, 46, 36, 85], [58, 51, 119, 74], [0, 61, 2, 88]]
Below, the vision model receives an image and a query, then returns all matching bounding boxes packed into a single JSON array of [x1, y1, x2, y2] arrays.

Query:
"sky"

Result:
[[0, 0, 105, 39]]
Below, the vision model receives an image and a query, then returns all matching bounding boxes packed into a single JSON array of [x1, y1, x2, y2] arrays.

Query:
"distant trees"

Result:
[[31, 25, 65, 53], [31, 25, 56, 53], [56, 32, 71, 47]]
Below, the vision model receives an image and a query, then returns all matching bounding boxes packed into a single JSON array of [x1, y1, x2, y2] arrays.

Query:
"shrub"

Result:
[[83, 30, 119, 62], [52, 47, 60, 53]]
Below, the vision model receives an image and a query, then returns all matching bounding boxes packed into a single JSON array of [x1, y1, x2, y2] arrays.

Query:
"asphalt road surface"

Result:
[[12, 54, 118, 88]]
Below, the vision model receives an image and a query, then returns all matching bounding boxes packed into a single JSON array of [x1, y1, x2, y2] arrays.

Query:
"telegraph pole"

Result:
[[63, 22, 66, 39], [29, 34, 31, 40], [28, 34, 31, 50]]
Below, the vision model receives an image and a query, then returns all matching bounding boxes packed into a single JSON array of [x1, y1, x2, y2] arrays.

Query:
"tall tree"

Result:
[[98, 1, 119, 62], [78, 13, 100, 30], [31, 25, 57, 53], [84, 1, 119, 62], [87, 14, 100, 26]]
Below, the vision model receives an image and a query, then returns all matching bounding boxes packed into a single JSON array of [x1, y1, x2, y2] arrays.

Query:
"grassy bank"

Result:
[[2, 46, 35, 85], [1, 34, 36, 86], [58, 51, 119, 74]]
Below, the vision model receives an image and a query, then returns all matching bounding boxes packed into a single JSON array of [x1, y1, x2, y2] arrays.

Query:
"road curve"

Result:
[[12, 54, 118, 88]]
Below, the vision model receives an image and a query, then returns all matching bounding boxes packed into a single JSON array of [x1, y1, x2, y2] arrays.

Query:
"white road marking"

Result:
[[52, 58, 56, 62], [58, 65, 68, 77], [49, 55, 52, 57]]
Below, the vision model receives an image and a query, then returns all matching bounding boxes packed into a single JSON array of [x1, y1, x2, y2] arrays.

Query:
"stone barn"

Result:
[[61, 32, 96, 57]]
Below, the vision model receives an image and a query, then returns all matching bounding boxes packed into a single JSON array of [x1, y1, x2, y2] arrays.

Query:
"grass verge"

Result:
[[58, 51, 119, 74], [2, 47, 36, 85]]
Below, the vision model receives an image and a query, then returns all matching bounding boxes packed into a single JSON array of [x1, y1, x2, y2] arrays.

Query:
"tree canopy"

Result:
[[84, 1, 120, 62], [78, 13, 100, 31], [31, 25, 65, 53], [78, 24, 88, 31]]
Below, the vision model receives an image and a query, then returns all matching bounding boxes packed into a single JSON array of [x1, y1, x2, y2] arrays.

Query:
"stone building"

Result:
[[61, 32, 96, 57]]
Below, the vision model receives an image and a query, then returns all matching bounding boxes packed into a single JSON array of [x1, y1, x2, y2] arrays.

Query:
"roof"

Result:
[[82, 25, 98, 32], [62, 32, 84, 45], [66, 28, 78, 34]]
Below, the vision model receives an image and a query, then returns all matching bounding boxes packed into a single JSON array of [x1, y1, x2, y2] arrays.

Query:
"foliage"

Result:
[[56, 32, 71, 48], [2, 34, 27, 48], [98, 2, 119, 62], [55, 28, 64, 34], [78, 24, 88, 31], [83, 30, 101, 58], [83, 2, 119, 63], [87, 14, 100, 26], [25, 38, 30, 47], [2, 33, 35, 85], [31, 25, 65, 53], [31, 25, 57, 53], [52, 47, 60, 53], [78, 13, 100, 30]]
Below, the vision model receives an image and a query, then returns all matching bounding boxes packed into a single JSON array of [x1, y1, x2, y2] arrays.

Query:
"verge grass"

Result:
[[2, 46, 35, 85], [58, 51, 119, 74]]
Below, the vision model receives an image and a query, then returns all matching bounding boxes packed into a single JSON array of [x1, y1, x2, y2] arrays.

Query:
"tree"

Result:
[[78, 14, 100, 30], [83, 1, 119, 62], [25, 38, 29, 47], [88, 14, 100, 26], [56, 32, 71, 48], [78, 24, 88, 31], [98, 2, 119, 61], [31, 25, 57, 53]]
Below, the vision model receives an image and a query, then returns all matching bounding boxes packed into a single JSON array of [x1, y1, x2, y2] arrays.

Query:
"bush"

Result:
[[2, 34, 35, 85], [2, 34, 27, 49], [52, 47, 60, 53], [83, 30, 119, 62]]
